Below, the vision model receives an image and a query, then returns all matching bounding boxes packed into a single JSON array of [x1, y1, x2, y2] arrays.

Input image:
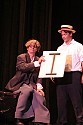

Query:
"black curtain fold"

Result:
[[0, 0, 20, 89]]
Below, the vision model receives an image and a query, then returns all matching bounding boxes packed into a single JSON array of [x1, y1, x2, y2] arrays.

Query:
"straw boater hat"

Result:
[[58, 25, 76, 33]]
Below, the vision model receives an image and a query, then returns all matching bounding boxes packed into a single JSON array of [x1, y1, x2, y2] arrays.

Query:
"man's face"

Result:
[[27, 43, 38, 54], [61, 30, 72, 43]]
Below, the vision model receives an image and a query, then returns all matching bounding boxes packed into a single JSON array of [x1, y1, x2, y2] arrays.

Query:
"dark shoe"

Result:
[[34, 123, 47, 125], [16, 119, 24, 125]]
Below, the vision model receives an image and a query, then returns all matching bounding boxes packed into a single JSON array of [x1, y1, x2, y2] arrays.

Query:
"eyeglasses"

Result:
[[29, 45, 37, 49]]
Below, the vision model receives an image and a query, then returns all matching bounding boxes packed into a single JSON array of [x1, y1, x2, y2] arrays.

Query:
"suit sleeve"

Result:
[[16, 55, 35, 72]]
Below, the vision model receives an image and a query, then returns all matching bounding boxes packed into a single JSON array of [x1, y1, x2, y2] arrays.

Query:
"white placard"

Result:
[[38, 51, 66, 78]]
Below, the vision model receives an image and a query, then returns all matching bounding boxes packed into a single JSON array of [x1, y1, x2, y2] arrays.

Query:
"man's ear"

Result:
[[70, 33, 73, 37]]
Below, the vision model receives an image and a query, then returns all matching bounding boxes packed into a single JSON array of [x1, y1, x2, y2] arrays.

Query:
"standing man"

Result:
[[55, 25, 83, 125], [5, 39, 50, 125]]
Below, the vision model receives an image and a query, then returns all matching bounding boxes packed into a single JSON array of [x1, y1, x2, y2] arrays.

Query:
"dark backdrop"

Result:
[[0, 0, 82, 124]]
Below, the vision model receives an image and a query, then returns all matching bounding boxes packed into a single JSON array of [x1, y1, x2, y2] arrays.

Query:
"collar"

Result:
[[63, 39, 75, 46]]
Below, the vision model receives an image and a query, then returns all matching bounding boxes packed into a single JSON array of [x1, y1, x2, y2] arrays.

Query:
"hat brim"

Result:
[[58, 29, 76, 33]]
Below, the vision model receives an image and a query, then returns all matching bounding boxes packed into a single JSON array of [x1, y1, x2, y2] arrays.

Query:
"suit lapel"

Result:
[[25, 53, 31, 63]]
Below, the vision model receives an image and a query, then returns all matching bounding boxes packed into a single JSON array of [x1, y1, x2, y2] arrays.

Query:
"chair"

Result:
[[0, 90, 17, 124]]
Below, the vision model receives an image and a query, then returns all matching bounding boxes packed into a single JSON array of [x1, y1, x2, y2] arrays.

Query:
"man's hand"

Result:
[[50, 77, 55, 83], [38, 56, 45, 64], [37, 89, 45, 96]]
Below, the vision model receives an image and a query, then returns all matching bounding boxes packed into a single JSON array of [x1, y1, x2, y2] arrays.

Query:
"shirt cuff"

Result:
[[36, 83, 43, 90], [34, 61, 40, 67]]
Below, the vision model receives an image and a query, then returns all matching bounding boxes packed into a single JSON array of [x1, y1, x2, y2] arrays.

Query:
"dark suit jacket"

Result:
[[5, 53, 42, 91]]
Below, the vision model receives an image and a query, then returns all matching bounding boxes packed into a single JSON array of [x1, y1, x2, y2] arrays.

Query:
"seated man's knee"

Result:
[[21, 84, 33, 95]]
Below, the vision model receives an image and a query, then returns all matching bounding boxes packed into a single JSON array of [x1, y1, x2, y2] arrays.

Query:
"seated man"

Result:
[[5, 39, 50, 125]]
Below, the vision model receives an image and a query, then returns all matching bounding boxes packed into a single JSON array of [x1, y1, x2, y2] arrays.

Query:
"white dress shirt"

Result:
[[57, 39, 83, 72]]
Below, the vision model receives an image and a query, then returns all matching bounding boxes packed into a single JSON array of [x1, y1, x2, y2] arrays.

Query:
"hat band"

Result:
[[61, 28, 72, 30]]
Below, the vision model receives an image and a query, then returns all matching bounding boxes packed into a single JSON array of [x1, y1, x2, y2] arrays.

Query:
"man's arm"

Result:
[[81, 61, 83, 84]]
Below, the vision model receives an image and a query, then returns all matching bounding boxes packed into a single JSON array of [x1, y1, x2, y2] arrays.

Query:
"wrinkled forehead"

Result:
[[61, 30, 72, 35], [29, 42, 37, 46]]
